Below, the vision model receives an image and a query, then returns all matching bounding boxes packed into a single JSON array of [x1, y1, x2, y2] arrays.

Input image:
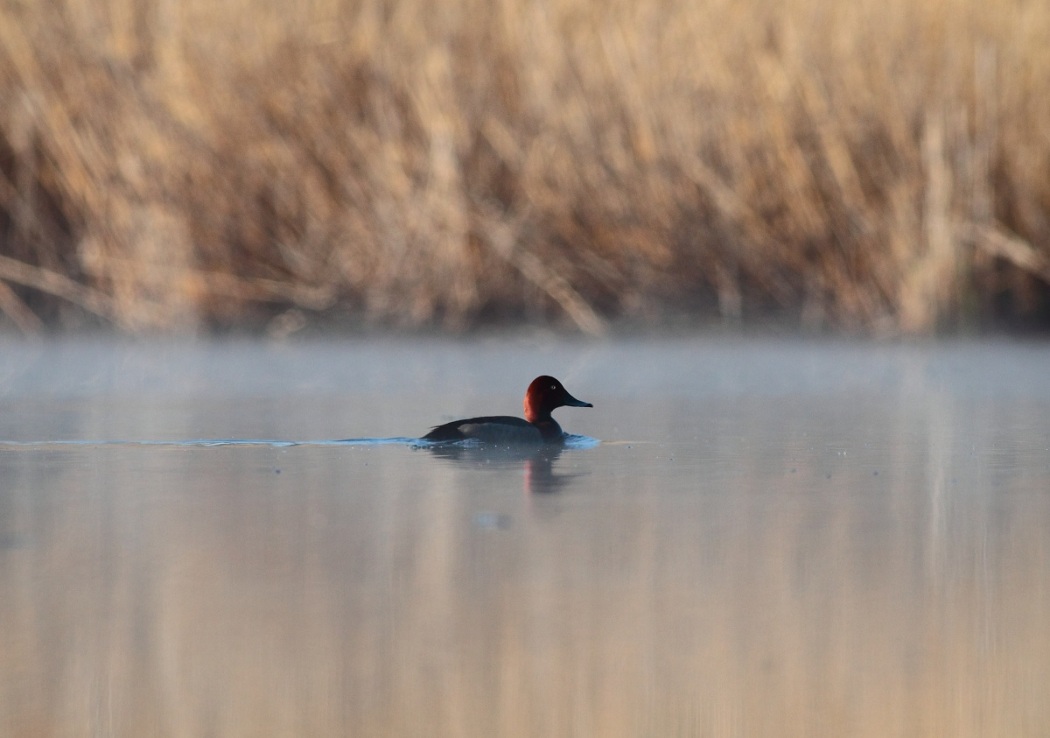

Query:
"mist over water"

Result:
[[1, 338, 1048, 736]]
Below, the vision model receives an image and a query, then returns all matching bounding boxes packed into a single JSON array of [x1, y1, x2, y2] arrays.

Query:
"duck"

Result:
[[422, 376, 592, 444]]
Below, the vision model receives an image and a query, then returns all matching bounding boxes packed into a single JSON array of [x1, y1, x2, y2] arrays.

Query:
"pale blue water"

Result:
[[0, 337, 1048, 736]]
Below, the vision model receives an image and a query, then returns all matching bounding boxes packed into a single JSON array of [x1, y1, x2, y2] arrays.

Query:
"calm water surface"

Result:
[[1, 337, 1048, 737]]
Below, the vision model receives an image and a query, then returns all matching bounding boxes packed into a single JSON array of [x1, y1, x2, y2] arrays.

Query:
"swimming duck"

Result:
[[423, 375, 592, 444]]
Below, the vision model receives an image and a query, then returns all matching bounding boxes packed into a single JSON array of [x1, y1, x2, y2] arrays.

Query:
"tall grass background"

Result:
[[1, 0, 1048, 335]]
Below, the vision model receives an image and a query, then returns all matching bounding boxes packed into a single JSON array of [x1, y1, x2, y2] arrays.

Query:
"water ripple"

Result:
[[0, 436, 601, 449]]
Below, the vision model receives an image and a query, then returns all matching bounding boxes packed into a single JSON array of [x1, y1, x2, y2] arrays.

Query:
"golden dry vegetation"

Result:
[[1, 0, 1049, 335]]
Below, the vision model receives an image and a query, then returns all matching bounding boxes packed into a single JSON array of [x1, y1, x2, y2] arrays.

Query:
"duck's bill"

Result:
[[564, 395, 593, 408]]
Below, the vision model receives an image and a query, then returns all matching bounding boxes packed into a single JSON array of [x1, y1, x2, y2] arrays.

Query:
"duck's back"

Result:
[[423, 415, 556, 444]]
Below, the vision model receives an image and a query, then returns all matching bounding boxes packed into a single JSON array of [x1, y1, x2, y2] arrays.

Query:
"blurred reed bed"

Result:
[[0, 0, 1048, 335]]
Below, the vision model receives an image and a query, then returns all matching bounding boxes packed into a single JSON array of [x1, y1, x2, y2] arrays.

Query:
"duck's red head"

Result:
[[523, 375, 592, 423]]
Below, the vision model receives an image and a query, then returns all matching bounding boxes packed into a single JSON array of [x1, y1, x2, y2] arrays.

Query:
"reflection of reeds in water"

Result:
[[2, 409, 1048, 737], [1, 0, 1049, 334]]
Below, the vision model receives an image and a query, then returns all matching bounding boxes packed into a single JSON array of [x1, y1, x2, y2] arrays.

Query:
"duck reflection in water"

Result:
[[423, 442, 586, 494]]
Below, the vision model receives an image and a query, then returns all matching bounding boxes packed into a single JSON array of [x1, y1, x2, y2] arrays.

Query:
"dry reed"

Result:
[[1, 0, 1048, 335]]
